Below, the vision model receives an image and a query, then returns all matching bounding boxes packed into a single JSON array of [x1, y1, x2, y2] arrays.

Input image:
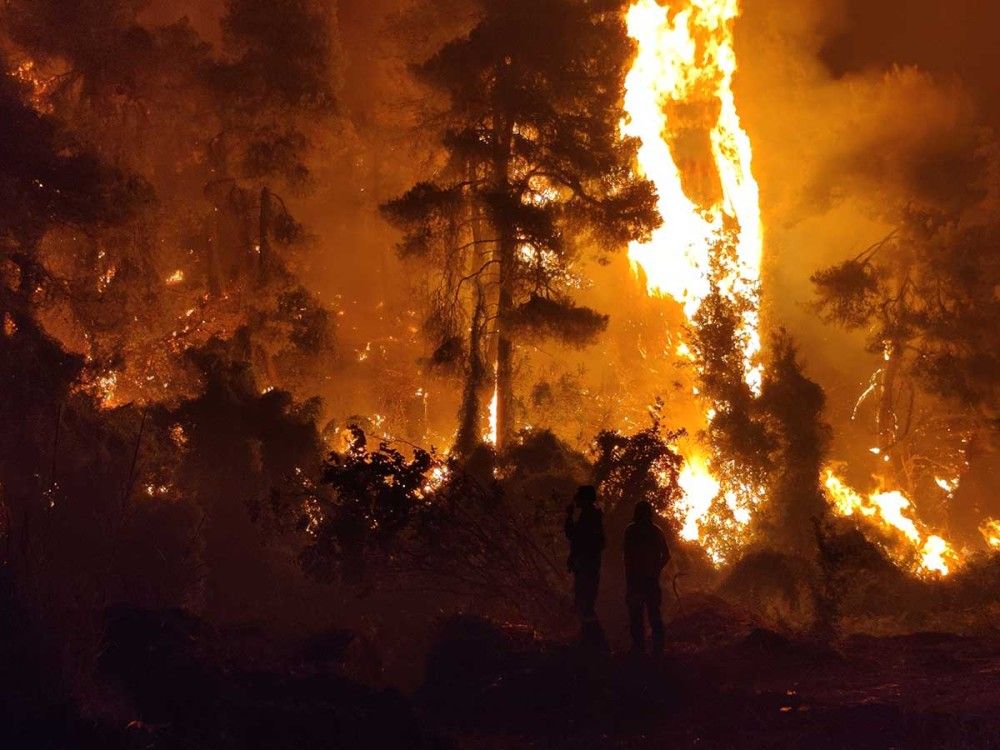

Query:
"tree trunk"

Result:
[[258, 185, 273, 283], [455, 287, 488, 456], [495, 236, 516, 452], [454, 166, 491, 456], [491, 97, 516, 453]]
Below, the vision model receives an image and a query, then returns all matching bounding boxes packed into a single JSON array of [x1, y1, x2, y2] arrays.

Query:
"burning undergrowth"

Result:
[[271, 401, 1000, 640], [4, 0, 1000, 745]]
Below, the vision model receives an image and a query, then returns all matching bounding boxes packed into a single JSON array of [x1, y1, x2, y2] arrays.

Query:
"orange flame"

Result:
[[823, 470, 960, 576], [979, 519, 1000, 550], [623, 0, 762, 391], [623, 1, 961, 578], [624, 0, 763, 559], [486, 376, 499, 447]]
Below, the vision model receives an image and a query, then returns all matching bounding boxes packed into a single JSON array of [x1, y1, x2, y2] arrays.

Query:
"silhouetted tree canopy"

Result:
[[592, 405, 685, 520], [383, 0, 659, 453]]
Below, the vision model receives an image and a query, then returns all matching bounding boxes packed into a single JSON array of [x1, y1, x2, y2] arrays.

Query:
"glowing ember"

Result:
[[94, 371, 120, 409], [11, 59, 55, 112], [979, 519, 1000, 550], [165, 269, 185, 285], [934, 476, 959, 495], [97, 265, 118, 293], [422, 465, 451, 496], [823, 470, 960, 576], [169, 424, 188, 448]]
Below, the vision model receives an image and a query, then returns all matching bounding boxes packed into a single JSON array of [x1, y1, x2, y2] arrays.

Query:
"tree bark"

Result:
[[495, 235, 516, 452], [492, 105, 516, 453], [878, 340, 902, 486], [455, 286, 488, 456], [454, 163, 491, 456]]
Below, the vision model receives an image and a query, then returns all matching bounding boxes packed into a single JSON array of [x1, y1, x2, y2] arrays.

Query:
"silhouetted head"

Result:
[[575, 485, 597, 508], [633, 500, 654, 524]]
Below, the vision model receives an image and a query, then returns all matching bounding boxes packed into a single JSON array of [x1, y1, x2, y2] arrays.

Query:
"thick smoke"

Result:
[[732, 4, 985, 420], [104, 0, 1000, 524]]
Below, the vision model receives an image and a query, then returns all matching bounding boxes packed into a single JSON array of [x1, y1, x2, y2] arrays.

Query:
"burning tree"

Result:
[[813, 209, 1000, 514], [1, 0, 338, 406], [684, 239, 831, 562], [382, 0, 659, 455], [0, 49, 160, 634]]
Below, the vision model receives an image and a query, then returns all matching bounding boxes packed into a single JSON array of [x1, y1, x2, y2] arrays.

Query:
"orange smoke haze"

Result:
[[29, 0, 997, 566]]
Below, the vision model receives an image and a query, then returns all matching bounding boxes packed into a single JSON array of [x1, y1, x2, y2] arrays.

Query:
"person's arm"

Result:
[[564, 504, 576, 541]]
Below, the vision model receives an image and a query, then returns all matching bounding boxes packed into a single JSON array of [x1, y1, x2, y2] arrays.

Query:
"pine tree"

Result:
[[1, 0, 337, 403], [812, 209, 1000, 493], [689, 236, 830, 558], [383, 0, 659, 453]]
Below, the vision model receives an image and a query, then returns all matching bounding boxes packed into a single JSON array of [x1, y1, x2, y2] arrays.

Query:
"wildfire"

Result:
[[675, 452, 718, 542], [823, 470, 960, 576], [623, 0, 763, 558], [979, 519, 1000, 550], [11, 59, 55, 112], [486, 377, 499, 446], [623, 0, 762, 389], [422, 464, 451, 496], [622, 0, 962, 578]]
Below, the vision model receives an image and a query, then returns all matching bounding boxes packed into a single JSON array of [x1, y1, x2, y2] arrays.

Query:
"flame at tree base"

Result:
[[624, 0, 764, 560], [823, 470, 960, 577], [623, 0, 963, 576]]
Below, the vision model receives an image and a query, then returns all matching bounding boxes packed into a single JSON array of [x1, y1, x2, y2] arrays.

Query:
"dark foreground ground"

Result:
[[6, 601, 1000, 749], [419, 605, 1000, 750]]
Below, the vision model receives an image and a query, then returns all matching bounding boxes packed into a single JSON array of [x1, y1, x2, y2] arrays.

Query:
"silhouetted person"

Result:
[[624, 500, 670, 654], [565, 485, 604, 637]]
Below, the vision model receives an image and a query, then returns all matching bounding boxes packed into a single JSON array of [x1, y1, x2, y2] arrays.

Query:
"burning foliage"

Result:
[[593, 410, 685, 519], [5, 0, 1000, 745], [288, 427, 580, 626], [508, 294, 610, 348], [382, 0, 660, 452]]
